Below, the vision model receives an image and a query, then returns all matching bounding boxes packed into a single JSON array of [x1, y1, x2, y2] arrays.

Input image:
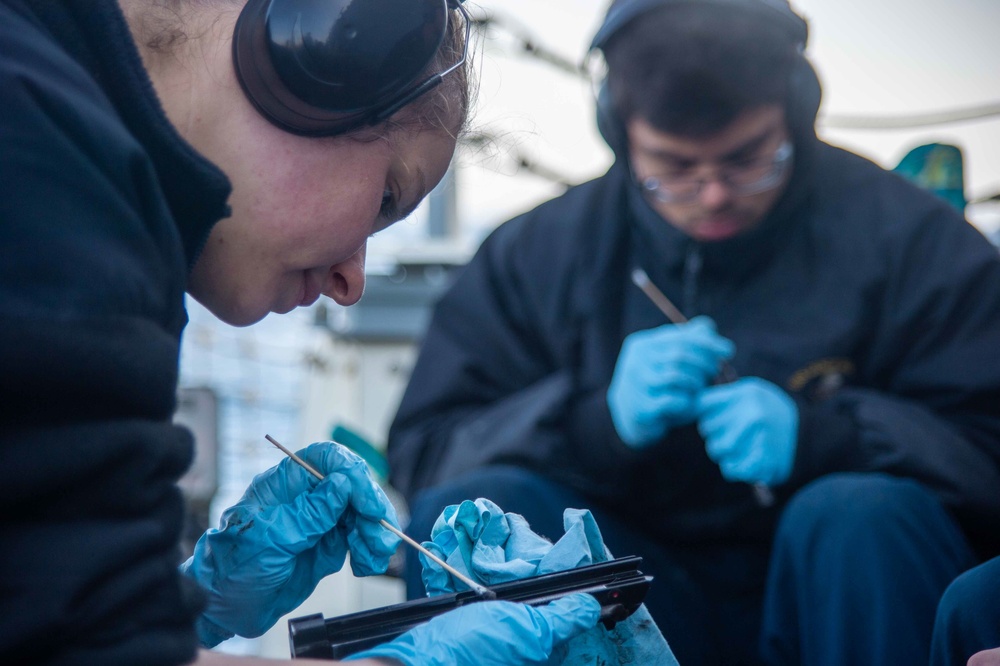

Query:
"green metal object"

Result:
[[331, 424, 390, 482], [893, 142, 967, 212]]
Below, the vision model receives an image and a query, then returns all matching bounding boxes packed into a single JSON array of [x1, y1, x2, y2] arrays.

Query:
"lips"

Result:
[[692, 216, 746, 242], [298, 270, 324, 308]]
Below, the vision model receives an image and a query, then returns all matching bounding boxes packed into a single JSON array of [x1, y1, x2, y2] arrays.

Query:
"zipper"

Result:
[[682, 243, 703, 317]]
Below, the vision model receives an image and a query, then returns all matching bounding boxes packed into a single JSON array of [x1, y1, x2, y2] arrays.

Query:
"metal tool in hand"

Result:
[[630, 269, 776, 507], [265, 435, 497, 600]]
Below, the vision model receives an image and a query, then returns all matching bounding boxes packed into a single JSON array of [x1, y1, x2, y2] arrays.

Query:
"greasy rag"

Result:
[[421, 498, 678, 665]]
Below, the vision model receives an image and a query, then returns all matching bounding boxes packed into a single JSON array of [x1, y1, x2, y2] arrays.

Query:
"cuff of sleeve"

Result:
[[178, 558, 232, 648], [787, 399, 864, 487], [195, 614, 235, 649]]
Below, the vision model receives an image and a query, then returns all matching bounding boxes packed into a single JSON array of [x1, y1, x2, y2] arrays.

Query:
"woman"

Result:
[[0, 1, 600, 664]]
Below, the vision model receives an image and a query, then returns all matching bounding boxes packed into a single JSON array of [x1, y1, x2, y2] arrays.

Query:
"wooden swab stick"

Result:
[[264, 435, 496, 600], [631, 268, 688, 326], [631, 268, 740, 384], [629, 269, 775, 507]]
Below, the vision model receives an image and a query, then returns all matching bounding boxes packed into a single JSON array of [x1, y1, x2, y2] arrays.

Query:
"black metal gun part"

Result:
[[287, 556, 652, 660]]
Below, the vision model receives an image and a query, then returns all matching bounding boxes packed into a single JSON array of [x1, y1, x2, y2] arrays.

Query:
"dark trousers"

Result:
[[931, 555, 1000, 666], [403, 466, 976, 665]]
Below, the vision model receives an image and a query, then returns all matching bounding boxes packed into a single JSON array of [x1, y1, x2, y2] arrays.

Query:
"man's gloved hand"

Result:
[[608, 316, 734, 448], [696, 377, 799, 486], [347, 593, 602, 665], [179, 442, 400, 647]]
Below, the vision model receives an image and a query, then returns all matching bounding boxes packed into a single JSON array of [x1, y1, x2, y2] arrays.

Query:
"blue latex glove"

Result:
[[179, 442, 400, 647], [696, 377, 799, 486], [347, 593, 602, 665], [608, 316, 734, 448]]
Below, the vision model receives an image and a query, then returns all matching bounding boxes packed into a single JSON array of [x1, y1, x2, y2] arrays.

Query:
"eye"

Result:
[[379, 188, 399, 221], [726, 153, 761, 169], [660, 160, 696, 178]]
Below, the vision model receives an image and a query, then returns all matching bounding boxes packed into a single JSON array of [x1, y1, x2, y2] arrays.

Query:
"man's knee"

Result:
[[406, 465, 575, 542], [777, 472, 946, 544]]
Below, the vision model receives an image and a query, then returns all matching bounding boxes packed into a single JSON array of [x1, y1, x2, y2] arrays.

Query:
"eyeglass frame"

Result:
[[638, 139, 795, 204]]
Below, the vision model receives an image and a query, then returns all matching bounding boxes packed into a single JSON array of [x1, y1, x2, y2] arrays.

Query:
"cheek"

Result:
[[210, 117, 388, 263], [286, 177, 380, 250], [243, 159, 382, 249], [652, 200, 689, 225], [220, 125, 362, 211], [745, 186, 786, 220]]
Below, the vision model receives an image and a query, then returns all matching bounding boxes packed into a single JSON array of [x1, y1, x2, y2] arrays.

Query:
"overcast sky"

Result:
[[371, 0, 1000, 258]]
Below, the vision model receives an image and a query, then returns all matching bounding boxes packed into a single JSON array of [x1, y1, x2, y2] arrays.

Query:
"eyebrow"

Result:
[[642, 125, 781, 164]]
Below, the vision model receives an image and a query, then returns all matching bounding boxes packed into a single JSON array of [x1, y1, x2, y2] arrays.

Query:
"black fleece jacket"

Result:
[[1, 1, 230, 663]]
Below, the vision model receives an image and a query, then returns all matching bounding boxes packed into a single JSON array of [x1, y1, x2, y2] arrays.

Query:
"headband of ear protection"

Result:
[[589, 0, 820, 155], [233, 0, 469, 137]]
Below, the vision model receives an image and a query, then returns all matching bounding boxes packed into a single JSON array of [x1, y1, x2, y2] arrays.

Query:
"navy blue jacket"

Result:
[[0, 1, 230, 663], [388, 135, 1000, 557]]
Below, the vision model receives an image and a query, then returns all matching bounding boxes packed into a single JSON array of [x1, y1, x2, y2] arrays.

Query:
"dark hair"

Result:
[[603, 3, 799, 137]]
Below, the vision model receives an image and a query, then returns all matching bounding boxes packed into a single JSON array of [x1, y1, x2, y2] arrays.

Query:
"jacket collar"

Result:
[[27, 0, 232, 269]]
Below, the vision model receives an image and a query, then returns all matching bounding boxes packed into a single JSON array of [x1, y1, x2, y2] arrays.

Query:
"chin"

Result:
[[230, 302, 277, 327], [190, 292, 270, 328], [228, 311, 271, 327], [694, 229, 745, 243]]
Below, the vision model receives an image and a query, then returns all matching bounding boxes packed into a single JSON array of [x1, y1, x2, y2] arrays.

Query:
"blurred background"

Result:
[[175, 0, 1000, 656]]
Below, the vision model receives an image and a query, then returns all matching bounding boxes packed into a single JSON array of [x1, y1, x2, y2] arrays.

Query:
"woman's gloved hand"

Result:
[[608, 316, 734, 448], [696, 377, 799, 486], [347, 593, 602, 665], [179, 442, 400, 647]]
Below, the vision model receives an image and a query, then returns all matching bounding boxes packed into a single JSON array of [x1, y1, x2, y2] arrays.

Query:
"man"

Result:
[[386, 0, 1000, 664]]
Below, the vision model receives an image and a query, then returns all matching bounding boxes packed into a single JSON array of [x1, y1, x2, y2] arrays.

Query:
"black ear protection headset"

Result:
[[232, 0, 470, 137], [588, 0, 821, 156]]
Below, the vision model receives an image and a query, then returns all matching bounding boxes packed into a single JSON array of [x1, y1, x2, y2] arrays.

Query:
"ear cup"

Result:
[[785, 53, 822, 135], [595, 81, 629, 158], [233, 0, 461, 136]]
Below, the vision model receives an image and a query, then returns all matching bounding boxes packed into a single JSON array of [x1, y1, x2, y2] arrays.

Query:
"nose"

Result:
[[698, 176, 734, 211], [324, 244, 367, 306]]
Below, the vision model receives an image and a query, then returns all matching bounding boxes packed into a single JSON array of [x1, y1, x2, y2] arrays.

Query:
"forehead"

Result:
[[628, 105, 787, 161]]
